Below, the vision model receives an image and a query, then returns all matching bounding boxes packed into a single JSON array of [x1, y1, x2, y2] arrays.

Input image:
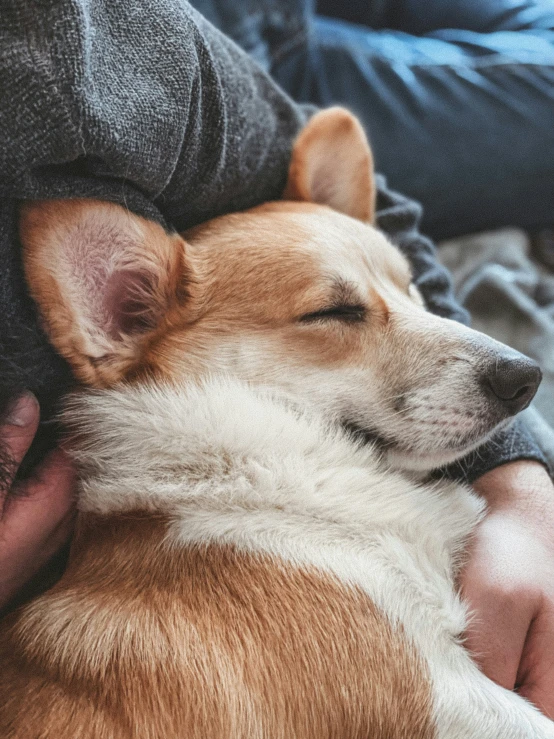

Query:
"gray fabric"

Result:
[[521, 407, 554, 470], [440, 229, 554, 470], [0, 0, 311, 228], [0, 0, 314, 474], [0, 0, 547, 483]]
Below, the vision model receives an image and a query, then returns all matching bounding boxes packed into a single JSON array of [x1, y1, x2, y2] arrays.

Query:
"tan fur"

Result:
[[0, 514, 434, 739], [23, 198, 412, 388], [141, 202, 409, 383], [283, 107, 375, 222], [20, 111, 414, 401]]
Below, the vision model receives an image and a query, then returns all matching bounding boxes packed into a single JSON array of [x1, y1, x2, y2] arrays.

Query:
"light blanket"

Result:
[[440, 229, 554, 468]]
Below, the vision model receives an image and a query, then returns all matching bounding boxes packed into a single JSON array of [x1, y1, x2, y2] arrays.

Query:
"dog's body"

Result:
[[1, 108, 551, 737]]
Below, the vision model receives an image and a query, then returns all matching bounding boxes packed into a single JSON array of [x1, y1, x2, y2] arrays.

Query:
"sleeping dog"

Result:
[[1, 108, 550, 738]]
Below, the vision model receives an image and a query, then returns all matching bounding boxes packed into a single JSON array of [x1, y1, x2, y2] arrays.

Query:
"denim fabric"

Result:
[[190, 0, 312, 70], [192, 0, 554, 241]]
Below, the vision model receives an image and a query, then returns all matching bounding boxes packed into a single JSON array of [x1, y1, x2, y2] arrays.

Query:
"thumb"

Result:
[[0, 393, 40, 510]]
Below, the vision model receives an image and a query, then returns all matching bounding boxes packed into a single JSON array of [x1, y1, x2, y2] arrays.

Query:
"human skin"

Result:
[[0, 397, 553, 718], [462, 460, 554, 720], [0, 394, 75, 610]]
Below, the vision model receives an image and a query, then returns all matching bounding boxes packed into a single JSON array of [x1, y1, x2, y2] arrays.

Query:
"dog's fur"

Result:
[[1, 108, 552, 738]]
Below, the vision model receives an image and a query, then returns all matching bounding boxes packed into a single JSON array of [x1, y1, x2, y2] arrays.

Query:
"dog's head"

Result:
[[21, 108, 541, 472]]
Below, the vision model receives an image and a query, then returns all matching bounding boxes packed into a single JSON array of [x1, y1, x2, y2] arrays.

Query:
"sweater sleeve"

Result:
[[0, 0, 313, 228], [374, 175, 551, 482]]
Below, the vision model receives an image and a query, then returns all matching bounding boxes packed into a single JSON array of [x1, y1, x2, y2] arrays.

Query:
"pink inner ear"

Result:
[[304, 141, 341, 208], [104, 270, 157, 339], [311, 170, 340, 209]]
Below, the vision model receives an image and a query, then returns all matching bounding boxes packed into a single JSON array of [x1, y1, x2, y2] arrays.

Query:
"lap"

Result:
[[190, 0, 554, 238], [272, 15, 554, 238], [317, 0, 554, 35]]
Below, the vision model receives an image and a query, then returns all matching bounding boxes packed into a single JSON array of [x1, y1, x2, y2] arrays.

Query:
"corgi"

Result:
[[0, 107, 550, 738]]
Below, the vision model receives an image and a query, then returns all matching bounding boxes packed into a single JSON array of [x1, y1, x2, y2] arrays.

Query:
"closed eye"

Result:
[[299, 304, 367, 323]]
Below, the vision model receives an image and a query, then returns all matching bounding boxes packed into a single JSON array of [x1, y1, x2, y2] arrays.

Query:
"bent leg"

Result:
[[272, 15, 554, 239], [317, 0, 554, 35], [386, 0, 554, 36], [272, 0, 554, 238]]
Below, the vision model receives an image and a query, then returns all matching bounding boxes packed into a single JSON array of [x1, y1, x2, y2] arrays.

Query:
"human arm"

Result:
[[0, 0, 313, 228], [461, 461, 554, 718]]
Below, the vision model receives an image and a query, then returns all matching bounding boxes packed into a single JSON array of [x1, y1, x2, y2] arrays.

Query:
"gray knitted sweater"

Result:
[[0, 0, 546, 482]]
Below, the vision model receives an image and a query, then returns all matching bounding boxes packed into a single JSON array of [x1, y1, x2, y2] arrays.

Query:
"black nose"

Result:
[[484, 355, 542, 415]]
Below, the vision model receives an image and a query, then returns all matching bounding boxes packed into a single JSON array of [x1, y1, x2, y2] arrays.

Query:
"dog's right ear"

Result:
[[284, 107, 375, 223], [21, 199, 190, 387]]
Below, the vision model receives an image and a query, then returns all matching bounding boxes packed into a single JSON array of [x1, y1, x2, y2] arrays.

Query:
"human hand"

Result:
[[461, 461, 554, 719], [0, 393, 76, 611]]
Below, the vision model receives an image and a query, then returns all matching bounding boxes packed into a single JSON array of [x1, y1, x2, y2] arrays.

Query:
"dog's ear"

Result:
[[21, 199, 190, 386], [284, 107, 375, 223]]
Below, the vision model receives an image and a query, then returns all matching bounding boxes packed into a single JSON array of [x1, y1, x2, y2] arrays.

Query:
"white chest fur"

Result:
[[66, 378, 554, 739]]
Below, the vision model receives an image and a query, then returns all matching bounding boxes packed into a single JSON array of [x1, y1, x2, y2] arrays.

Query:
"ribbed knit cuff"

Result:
[[438, 417, 552, 484]]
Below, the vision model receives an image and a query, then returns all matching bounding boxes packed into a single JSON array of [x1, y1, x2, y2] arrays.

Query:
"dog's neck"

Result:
[[66, 379, 478, 558], [68, 378, 382, 517]]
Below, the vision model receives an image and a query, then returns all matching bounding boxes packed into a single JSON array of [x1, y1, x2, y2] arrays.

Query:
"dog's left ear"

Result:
[[284, 107, 375, 223]]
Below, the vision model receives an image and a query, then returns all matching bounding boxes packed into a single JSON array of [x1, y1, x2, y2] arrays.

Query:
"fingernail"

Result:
[[5, 393, 39, 427]]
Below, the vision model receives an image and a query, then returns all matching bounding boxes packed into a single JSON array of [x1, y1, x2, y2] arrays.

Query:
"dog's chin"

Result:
[[350, 418, 514, 475], [383, 446, 473, 474]]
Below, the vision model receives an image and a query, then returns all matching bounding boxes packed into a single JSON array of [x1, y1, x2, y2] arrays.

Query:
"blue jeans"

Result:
[[192, 0, 554, 240]]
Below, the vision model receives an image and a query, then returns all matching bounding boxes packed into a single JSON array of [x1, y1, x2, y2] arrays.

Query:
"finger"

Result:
[[460, 514, 542, 689], [0, 448, 76, 606], [0, 393, 40, 510], [517, 608, 554, 720], [2, 447, 76, 536], [460, 525, 539, 691], [0, 508, 75, 612]]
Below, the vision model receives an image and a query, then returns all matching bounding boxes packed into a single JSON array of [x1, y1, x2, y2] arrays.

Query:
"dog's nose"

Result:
[[484, 355, 542, 415]]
